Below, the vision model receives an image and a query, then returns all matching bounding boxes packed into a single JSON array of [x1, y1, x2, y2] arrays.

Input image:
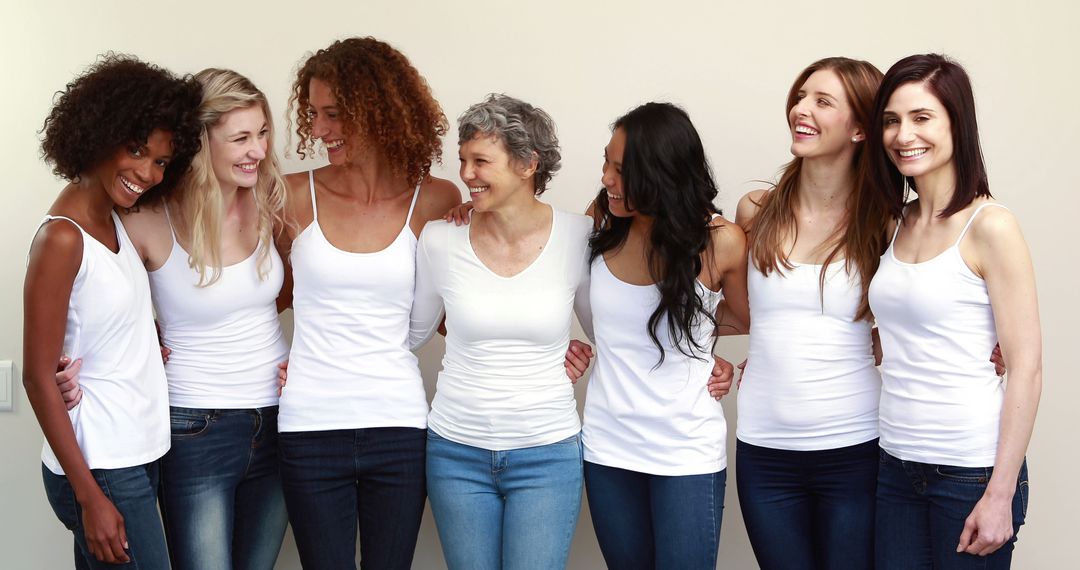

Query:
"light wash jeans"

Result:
[[426, 430, 583, 570]]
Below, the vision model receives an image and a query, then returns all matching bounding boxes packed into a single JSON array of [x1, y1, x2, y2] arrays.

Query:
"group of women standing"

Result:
[[23, 35, 1040, 570]]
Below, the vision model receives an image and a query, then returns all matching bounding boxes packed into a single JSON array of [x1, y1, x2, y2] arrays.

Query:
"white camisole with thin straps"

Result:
[[869, 202, 1007, 467], [279, 171, 429, 432], [148, 206, 288, 409]]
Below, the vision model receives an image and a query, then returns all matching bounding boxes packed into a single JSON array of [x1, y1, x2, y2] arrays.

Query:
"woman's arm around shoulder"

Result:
[[412, 176, 463, 236], [957, 204, 1042, 556]]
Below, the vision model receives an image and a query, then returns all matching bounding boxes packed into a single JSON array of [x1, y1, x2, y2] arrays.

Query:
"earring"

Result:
[[851, 136, 859, 143]]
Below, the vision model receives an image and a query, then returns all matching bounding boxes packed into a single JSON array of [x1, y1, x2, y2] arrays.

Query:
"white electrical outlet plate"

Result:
[[0, 360, 14, 412]]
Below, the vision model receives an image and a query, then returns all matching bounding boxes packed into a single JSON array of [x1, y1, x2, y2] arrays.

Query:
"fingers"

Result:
[[707, 356, 735, 401], [277, 360, 289, 396], [160, 346, 171, 364], [56, 355, 71, 373], [990, 344, 1006, 376], [563, 340, 594, 383], [957, 517, 976, 553], [736, 358, 747, 388]]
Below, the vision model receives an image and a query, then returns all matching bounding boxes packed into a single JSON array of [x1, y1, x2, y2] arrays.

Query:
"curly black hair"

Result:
[[40, 53, 203, 202]]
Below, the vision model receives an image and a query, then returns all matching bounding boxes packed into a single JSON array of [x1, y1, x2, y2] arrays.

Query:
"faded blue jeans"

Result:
[[876, 448, 1029, 569], [426, 430, 583, 570], [43, 461, 169, 570], [158, 406, 287, 570], [585, 461, 726, 570]]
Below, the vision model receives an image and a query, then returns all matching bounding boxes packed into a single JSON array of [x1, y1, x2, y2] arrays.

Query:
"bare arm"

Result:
[[24, 221, 131, 564], [957, 207, 1042, 556]]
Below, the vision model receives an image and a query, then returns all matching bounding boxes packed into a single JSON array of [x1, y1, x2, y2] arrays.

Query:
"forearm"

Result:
[[24, 374, 101, 503], [987, 364, 1042, 497]]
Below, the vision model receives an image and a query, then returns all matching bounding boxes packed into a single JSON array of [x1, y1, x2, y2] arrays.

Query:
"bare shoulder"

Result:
[[416, 176, 463, 222], [736, 189, 769, 229], [27, 218, 83, 277], [708, 214, 748, 267], [969, 202, 1024, 246]]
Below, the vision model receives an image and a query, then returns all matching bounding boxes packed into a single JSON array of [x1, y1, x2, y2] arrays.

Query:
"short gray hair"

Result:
[[458, 94, 561, 195]]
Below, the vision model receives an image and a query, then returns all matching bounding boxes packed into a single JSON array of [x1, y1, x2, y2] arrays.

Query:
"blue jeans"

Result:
[[158, 406, 287, 570], [735, 438, 878, 570], [278, 427, 427, 570], [426, 430, 583, 570], [876, 449, 1029, 569], [42, 461, 169, 570], [584, 461, 726, 570]]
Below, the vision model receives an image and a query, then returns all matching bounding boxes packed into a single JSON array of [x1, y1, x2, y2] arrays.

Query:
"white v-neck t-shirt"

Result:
[[410, 206, 592, 451]]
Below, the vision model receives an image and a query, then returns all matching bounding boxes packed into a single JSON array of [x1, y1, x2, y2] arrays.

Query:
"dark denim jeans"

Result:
[[584, 461, 726, 570], [42, 461, 169, 570], [158, 406, 287, 570], [735, 438, 878, 570], [876, 449, 1029, 569], [278, 427, 427, 570]]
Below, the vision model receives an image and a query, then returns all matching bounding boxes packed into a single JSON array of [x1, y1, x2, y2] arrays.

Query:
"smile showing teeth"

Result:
[[469, 186, 489, 194], [898, 148, 928, 158], [325, 139, 344, 149], [237, 162, 258, 173], [120, 176, 145, 195], [795, 125, 819, 136], [606, 191, 623, 200]]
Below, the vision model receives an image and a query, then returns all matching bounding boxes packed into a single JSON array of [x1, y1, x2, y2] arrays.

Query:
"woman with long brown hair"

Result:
[[724, 57, 889, 570]]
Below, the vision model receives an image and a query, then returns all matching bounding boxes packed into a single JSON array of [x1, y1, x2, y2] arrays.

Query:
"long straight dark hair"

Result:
[[869, 54, 992, 220], [590, 102, 720, 366], [748, 57, 888, 321]]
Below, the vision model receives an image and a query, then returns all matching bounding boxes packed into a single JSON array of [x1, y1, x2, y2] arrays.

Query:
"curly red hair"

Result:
[[289, 37, 447, 185]]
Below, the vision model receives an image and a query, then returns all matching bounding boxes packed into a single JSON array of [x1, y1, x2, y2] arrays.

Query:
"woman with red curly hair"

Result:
[[276, 37, 461, 569], [25, 54, 202, 569]]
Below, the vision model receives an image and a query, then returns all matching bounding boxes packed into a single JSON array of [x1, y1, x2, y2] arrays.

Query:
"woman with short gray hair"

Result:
[[410, 93, 592, 570]]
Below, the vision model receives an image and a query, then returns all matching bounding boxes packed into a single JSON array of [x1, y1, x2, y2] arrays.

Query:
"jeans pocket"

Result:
[[934, 464, 991, 484], [170, 409, 212, 439]]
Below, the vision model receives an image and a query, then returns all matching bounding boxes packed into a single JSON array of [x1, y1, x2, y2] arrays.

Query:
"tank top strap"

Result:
[[161, 203, 180, 245], [308, 170, 318, 218], [404, 183, 422, 227], [954, 203, 1008, 246], [40, 214, 86, 234]]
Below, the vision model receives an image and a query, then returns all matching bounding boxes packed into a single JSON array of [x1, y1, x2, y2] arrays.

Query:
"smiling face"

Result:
[[789, 69, 862, 159], [90, 129, 174, 208], [307, 77, 351, 164], [458, 133, 534, 213], [882, 81, 955, 185], [601, 127, 631, 217], [208, 105, 268, 191]]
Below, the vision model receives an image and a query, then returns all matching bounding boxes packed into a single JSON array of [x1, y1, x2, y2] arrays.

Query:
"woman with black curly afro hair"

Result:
[[24, 54, 201, 569], [274, 37, 461, 568]]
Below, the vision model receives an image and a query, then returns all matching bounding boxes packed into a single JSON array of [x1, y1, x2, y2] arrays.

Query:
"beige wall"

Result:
[[2, 1, 1076, 567]]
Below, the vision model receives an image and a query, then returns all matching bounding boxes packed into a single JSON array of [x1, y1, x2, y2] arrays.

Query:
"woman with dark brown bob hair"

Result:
[[275, 37, 461, 569], [25, 54, 201, 568], [868, 54, 1041, 569]]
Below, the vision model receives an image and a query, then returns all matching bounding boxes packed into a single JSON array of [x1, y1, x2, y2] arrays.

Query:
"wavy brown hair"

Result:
[[288, 37, 447, 184], [749, 57, 889, 320]]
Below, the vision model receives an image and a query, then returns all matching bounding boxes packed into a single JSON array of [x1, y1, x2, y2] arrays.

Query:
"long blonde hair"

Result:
[[749, 57, 888, 320], [171, 68, 287, 286]]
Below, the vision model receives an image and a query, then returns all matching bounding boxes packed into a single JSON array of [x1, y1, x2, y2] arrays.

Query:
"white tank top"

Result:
[[869, 203, 1005, 467], [737, 259, 880, 450], [582, 255, 727, 475], [279, 171, 428, 432], [39, 213, 170, 475], [148, 207, 288, 409]]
